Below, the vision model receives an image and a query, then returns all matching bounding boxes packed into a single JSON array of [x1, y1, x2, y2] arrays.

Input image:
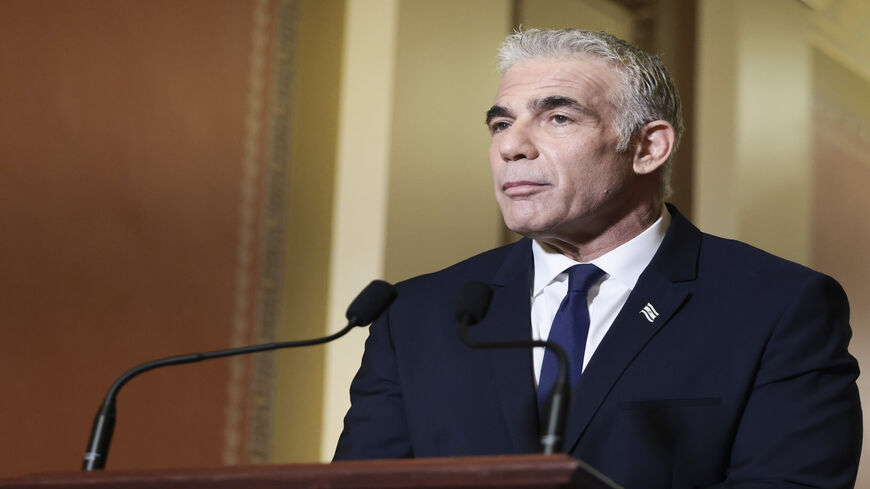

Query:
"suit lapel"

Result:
[[564, 273, 690, 452], [563, 206, 702, 452], [466, 239, 540, 453]]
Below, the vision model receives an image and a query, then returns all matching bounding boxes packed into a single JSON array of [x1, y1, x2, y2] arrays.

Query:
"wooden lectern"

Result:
[[0, 454, 622, 489]]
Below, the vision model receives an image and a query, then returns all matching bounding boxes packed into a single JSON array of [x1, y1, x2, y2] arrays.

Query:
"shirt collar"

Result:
[[531, 206, 671, 296]]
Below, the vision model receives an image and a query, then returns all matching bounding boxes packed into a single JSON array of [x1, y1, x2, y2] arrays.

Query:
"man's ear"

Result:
[[632, 120, 675, 175]]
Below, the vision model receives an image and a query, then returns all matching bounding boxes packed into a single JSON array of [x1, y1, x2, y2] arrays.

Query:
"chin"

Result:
[[499, 201, 562, 237], [503, 218, 549, 239]]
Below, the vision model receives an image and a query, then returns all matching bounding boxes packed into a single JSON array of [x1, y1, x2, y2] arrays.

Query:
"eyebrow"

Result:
[[484, 95, 599, 127], [531, 96, 599, 120], [485, 105, 513, 126]]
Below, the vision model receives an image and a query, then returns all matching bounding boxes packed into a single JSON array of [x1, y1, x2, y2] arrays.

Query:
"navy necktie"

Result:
[[537, 264, 604, 418]]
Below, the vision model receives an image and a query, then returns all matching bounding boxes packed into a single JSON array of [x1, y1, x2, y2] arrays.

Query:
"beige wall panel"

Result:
[[320, 0, 513, 461], [697, 0, 870, 260], [516, 0, 634, 42], [270, 0, 345, 464], [695, 0, 739, 237], [700, 0, 814, 262], [320, 0, 400, 461], [697, 0, 815, 259], [732, 0, 812, 264], [384, 0, 508, 283]]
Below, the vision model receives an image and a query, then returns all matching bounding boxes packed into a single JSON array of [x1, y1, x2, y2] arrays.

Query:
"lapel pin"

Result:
[[639, 303, 659, 323]]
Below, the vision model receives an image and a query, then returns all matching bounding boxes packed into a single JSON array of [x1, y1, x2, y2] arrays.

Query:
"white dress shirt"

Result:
[[530, 207, 671, 386]]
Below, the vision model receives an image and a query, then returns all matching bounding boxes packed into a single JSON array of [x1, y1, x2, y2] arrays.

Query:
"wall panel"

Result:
[[0, 0, 291, 475]]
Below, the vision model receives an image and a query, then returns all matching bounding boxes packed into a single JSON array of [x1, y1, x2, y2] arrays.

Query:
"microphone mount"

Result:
[[82, 280, 396, 471], [456, 281, 571, 455]]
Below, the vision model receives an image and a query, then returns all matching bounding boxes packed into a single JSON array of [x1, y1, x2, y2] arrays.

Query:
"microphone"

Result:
[[346, 280, 397, 326], [82, 280, 397, 471], [455, 280, 493, 325], [456, 281, 570, 455]]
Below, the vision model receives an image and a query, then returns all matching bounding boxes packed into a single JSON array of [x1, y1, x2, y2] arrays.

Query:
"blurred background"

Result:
[[1, 0, 868, 484]]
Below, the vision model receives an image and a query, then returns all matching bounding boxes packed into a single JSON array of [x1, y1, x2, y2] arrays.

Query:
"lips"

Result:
[[502, 180, 549, 196]]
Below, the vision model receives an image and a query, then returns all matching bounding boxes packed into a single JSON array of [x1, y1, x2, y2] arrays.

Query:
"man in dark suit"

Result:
[[333, 29, 862, 489]]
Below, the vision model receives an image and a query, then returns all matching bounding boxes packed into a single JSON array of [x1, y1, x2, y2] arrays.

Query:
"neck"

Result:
[[537, 200, 662, 262]]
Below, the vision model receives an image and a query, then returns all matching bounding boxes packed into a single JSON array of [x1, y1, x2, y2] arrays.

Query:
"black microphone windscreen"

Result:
[[346, 280, 398, 326], [455, 282, 493, 325]]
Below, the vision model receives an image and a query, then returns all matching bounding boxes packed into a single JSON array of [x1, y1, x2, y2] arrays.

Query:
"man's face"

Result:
[[487, 57, 639, 243]]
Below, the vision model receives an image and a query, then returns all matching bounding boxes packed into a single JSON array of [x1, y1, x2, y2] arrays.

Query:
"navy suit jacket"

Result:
[[334, 208, 861, 489]]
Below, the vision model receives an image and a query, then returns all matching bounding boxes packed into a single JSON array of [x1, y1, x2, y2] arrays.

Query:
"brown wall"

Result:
[[0, 0, 273, 475]]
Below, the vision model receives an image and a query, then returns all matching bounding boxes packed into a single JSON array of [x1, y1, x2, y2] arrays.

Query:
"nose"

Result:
[[498, 120, 539, 162]]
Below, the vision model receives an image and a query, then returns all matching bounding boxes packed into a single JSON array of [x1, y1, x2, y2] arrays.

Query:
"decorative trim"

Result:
[[224, 0, 272, 466], [816, 97, 870, 144], [246, 0, 299, 464], [814, 96, 870, 163]]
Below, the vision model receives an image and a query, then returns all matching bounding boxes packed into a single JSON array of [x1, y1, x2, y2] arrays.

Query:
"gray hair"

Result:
[[497, 28, 683, 198]]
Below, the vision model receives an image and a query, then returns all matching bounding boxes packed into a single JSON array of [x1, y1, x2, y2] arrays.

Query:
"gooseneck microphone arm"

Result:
[[455, 282, 571, 455], [81, 325, 357, 470], [82, 280, 397, 471]]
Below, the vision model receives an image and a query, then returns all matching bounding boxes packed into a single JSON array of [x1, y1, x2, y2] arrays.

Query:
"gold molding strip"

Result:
[[246, 0, 300, 464], [224, 0, 272, 466]]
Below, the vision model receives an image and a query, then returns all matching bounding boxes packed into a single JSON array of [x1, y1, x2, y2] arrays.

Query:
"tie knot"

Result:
[[565, 264, 604, 293]]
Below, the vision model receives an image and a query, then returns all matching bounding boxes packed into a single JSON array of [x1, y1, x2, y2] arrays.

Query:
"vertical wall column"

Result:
[[317, 0, 511, 460], [696, 0, 812, 263], [270, 0, 346, 464], [319, 0, 399, 461]]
